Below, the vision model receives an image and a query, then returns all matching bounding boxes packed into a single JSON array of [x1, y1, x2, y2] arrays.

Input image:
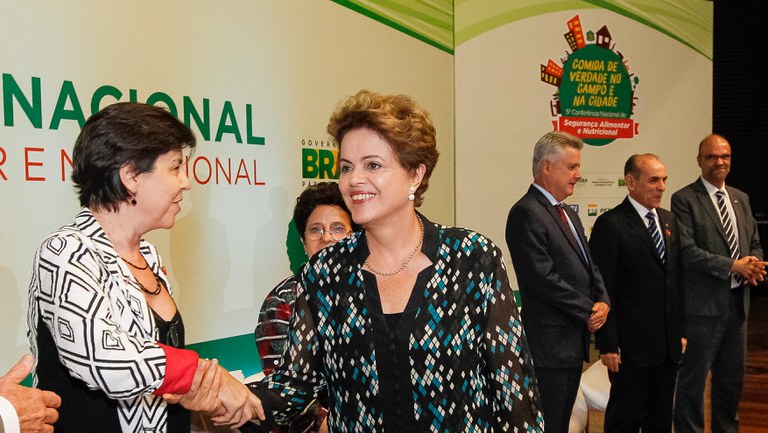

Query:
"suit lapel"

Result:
[[530, 187, 589, 267], [693, 180, 728, 243], [619, 199, 664, 267], [726, 186, 749, 256], [560, 201, 590, 267]]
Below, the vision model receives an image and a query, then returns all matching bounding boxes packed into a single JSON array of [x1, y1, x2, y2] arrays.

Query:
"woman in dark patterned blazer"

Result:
[[27, 102, 262, 433], [254, 181, 358, 433], [248, 90, 544, 433]]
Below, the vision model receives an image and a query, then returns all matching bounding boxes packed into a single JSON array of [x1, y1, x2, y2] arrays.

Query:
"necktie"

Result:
[[645, 211, 666, 264], [716, 190, 741, 284], [556, 203, 586, 261], [556, 203, 570, 227]]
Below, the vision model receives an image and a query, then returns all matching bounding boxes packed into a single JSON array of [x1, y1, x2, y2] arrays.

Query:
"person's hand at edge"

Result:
[[0, 354, 61, 433]]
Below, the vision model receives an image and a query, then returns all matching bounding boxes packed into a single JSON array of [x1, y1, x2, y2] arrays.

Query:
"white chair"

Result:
[[569, 362, 611, 433]]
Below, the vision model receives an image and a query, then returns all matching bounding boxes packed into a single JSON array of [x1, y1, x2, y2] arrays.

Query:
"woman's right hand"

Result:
[[211, 369, 265, 428]]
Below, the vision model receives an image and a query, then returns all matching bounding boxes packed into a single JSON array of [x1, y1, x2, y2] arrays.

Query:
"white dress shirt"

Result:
[[0, 395, 20, 433]]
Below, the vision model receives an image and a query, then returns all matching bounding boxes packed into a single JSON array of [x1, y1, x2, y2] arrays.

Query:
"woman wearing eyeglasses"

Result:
[[254, 181, 356, 433], [248, 90, 543, 433], [27, 102, 263, 433]]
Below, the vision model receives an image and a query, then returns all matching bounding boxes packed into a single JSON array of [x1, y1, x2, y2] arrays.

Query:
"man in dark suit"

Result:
[[590, 154, 685, 433], [506, 131, 610, 433], [672, 134, 766, 433]]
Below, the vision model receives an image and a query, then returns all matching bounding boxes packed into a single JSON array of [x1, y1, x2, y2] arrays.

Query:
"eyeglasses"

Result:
[[166, 319, 181, 348], [304, 224, 351, 241], [699, 154, 731, 162]]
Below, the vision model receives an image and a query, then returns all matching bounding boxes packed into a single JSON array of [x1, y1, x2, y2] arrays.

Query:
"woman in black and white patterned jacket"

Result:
[[27, 102, 263, 433]]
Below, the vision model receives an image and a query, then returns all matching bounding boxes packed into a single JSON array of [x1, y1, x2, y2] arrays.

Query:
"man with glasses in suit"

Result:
[[672, 134, 766, 433]]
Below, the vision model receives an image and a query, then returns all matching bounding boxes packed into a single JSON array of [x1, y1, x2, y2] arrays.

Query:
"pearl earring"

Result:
[[408, 187, 415, 201]]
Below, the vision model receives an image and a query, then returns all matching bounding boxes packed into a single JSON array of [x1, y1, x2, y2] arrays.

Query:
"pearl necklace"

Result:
[[364, 216, 424, 277]]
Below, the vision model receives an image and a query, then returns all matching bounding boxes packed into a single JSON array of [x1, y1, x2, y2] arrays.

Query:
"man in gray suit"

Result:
[[506, 131, 610, 433], [672, 134, 767, 433]]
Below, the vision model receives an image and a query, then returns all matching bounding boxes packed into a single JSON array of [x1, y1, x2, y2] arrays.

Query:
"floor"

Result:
[[740, 289, 768, 433], [586, 289, 768, 433]]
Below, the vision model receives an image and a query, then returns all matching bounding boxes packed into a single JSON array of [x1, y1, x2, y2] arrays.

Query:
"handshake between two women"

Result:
[[163, 358, 264, 429], [163, 358, 264, 428]]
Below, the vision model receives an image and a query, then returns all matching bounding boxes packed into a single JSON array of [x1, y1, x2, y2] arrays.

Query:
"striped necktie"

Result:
[[645, 211, 665, 263], [715, 190, 742, 285], [716, 190, 740, 259]]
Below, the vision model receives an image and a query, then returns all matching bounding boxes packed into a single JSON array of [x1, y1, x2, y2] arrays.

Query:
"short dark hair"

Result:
[[624, 153, 660, 176], [71, 102, 196, 212], [327, 89, 439, 207], [293, 182, 357, 239]]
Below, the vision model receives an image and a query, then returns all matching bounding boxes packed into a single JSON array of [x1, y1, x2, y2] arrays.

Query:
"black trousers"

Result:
[[534, 366, 582, 433], [604, 357, 678, 433]]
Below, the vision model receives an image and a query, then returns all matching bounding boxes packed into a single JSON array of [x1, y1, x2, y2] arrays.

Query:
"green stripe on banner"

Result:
[[456, 0, 597, 47], [455, 0, 712, 59], [328, 0, 711, 58], [582, 0, 713, 59], [331, 0, 454, 54], [188, 333, 262, 378]]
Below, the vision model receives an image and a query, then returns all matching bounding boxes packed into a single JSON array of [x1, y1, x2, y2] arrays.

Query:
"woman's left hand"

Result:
[[211, 369, 265, 427]]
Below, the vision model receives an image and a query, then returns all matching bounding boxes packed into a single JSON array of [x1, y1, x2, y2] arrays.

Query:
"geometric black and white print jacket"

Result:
[[27, 208, 176, 433]]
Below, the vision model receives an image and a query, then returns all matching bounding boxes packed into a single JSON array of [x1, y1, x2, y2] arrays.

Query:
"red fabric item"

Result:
[[152, 344, 200, 395]]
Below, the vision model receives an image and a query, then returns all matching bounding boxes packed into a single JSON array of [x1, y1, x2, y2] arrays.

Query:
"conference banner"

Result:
[[0, 0, 454, 374], [454, 1, 712, 280], [0, 0, 712, 376]]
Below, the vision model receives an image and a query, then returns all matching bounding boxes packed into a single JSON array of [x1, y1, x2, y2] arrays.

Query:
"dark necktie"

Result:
[[555, 203, 584, 260], [645, 211, 666, 264], [716, 190, 742, 285], [556, 203, 569, 227]]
